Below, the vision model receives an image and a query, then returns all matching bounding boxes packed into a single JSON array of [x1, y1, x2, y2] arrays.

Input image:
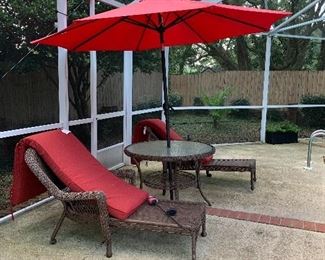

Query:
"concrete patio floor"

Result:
[[1, 142, 324, 259]]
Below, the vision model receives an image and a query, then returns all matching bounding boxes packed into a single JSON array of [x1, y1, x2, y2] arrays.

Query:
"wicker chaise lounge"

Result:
[[14, 130, 206, 260], [25, 148, 206, 259]]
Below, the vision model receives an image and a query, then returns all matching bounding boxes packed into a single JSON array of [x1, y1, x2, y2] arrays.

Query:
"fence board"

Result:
[[170, 71, 325, 106]]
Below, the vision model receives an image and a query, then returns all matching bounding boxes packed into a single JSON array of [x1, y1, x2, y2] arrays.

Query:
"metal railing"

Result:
[[305, 129, 325, 169]]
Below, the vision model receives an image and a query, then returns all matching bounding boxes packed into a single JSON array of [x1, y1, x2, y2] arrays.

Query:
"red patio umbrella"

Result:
[[32, 0, 290, 147]]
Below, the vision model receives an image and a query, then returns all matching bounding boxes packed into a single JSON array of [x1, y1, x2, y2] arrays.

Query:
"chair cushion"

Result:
[[12, 130, 148, 220], [133, 118, 183, 143]]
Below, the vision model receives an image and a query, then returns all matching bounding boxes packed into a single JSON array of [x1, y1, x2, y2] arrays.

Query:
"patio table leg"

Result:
[[191, 232, 198, 260], [168, 162, 174, 200], [201, 207, 207, 237], [133, 158, 143, 189], [195, 161, 212, 206]]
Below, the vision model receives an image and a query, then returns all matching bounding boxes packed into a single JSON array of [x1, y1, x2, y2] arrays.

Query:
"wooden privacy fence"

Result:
[[98, 71, 162, 111], [170, 71, 325, 106], [1, 70, 324, 130], [0, 71, 162, 130]]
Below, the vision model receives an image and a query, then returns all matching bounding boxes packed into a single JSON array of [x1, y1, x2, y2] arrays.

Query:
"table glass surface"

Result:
[[124, 140, 214, 162]]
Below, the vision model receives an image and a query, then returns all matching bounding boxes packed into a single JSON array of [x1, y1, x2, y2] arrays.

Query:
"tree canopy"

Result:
[[170, 0, 325, 74]]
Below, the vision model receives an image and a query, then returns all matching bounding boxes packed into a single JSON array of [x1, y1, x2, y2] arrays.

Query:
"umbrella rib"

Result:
[[202, 9, 267, 31], [125, 17, 158, 31], [165, 10, 201, 30], [71, 17, 127, 51], [135, 15, 152, 50], [173, 13, 209, 44]]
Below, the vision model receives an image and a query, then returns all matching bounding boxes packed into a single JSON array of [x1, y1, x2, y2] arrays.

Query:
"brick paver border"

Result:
[[207, 207, 325, 233]]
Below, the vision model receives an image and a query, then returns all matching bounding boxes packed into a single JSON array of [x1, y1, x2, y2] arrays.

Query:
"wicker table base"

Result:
[[144, 170, 197, 199], [144, 170, 196, 190]]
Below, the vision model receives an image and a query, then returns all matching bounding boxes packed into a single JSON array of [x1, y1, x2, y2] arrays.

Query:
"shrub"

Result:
[[230, 98, 251, 118], [168, 91, 183, 107], [267, 109, 284, 122], [134, 100, 161, 110], [266, 121, 300, 133], [192, 97, 205, 115], [202, 87, 231, 127], [193, 97, 204, 106], [300, 95, 325, 127]]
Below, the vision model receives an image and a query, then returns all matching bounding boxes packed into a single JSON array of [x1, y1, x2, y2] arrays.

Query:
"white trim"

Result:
[[269, 0, 321, 35], [174, 106, 263, 110], [69, 118, 93, 126], [273, 33, 325, 41], [97, 111, 125, 120], [97, 142, 124, 153], [97, 0, 125, 7], [90, 0, 98, 157], [132, 107, 163, 116], [123, 51, 133, 164], [109, 162, 125, 170], [268, 104, 325, 108], [0, 197, 54, 225], [57, 0, 69, 130], [260, 36, 272, 143], [0, 123, 62, 139]]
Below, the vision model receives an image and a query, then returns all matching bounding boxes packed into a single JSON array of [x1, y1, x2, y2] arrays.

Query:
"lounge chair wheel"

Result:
[[201, 231, 207, 237], [206, 171, 212, 177], [50, 238, 57, 244]]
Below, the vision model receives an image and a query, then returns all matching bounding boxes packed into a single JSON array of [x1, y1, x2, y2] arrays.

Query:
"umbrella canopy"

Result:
[[32, 0, 290, 147], [33, 0, 290, 51]]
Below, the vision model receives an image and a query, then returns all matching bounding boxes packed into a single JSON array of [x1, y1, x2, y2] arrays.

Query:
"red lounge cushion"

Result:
[[201, 154, 213, 164], [11, 130, 148, 220], [133, 118, 183, 143]]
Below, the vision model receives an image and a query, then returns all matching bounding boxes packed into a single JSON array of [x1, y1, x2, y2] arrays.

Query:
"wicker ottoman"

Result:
[[111, 200, 206, 260]]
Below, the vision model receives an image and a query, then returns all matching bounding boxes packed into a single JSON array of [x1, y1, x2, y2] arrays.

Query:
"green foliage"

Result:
[[168, 0, 325, 73], [267, 110, 285, 122], [202, 87, 231, 126], [134, 100, 161, 110], [230, 98, 251, 118], [266, 121, 300, 133], [300, 95, 325, 127], [193, 97, 204, 106], [168, 91, 183, 107]]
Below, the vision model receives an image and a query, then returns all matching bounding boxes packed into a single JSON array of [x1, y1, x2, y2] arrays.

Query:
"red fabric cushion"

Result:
[[133, 118, 183, 143], [11, 130, 148, 220], [201, 155, 213, 164]]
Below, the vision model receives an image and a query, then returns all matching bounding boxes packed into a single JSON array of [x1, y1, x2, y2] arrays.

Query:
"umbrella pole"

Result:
[[161, 48, 171, 148], [161, 48, 175, 200]]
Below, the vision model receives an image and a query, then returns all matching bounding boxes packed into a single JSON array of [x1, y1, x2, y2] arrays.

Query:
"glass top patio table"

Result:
[[124, 140, 215, 205], [124, 140, 215, 162]]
